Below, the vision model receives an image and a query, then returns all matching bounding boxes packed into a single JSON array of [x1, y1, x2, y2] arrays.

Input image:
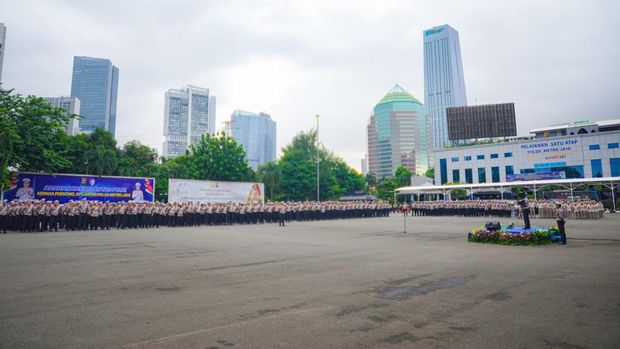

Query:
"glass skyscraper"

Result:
[[423, 24, 468, 149], [231, 110, 277, 170], [163, 85, 216, 158], [70, 56, 119, 136], [367, 85, 431, 178]]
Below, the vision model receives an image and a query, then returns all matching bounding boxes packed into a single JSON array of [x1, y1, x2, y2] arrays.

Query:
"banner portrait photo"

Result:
[[168, 179, 264, 204], [3, 173, 155, 203]]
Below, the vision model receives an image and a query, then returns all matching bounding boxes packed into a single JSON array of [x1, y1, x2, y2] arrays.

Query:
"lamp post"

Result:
[[316, 114, 320, 202]]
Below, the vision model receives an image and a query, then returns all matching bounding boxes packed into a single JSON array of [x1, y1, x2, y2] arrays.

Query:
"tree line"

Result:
[[1, 87, 417, 203]]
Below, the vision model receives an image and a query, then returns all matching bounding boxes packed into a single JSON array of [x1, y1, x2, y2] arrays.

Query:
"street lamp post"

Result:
[[316, 114, 320, 202]]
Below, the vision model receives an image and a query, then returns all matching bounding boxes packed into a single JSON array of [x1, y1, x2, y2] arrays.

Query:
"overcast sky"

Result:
[[2, 0, 619, 170]]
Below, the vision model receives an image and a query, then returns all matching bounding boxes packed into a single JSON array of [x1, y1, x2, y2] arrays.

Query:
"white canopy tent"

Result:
[[395, 176, 620, 211]]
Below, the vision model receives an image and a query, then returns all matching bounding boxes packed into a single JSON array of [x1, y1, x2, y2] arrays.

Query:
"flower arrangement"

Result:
[[468, 225, 555, 246]]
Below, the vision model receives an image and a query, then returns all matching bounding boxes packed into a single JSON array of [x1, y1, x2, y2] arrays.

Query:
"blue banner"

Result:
[[506, 171, 566, 182], [3, 173, 155, 203]]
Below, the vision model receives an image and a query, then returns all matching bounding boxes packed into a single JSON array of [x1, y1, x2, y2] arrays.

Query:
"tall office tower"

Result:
[[231, 110, 277, 170], [423, 24, 468, 149], [0, 23, 6, 83], [70, 56, 119, 135], [367, 85, 431, 178], [163, 85, 216, 158], [45, 96, 81, 136]]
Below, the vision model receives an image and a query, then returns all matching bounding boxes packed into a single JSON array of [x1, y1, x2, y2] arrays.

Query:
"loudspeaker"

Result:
[[485, 221, 501, 231]]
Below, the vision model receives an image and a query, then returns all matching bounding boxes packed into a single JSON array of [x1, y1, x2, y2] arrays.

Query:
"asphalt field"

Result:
[[1, 214, 619, 348]]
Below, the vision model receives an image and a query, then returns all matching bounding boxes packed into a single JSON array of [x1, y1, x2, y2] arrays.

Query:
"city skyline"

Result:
[[2, 1, 619, 171]]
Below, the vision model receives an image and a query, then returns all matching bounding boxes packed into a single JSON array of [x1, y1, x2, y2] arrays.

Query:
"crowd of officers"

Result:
[[407, 199, 604, 220], [0, 200, 392, 233]]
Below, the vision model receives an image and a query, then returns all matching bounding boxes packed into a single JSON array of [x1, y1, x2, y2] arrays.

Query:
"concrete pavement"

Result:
[[1, 214, 619, 348]]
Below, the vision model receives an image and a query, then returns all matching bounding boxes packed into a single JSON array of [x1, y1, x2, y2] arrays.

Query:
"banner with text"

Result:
[[506, 171, 566, 182], [168, 179, 264, 204], [3, 173, 155, 203]]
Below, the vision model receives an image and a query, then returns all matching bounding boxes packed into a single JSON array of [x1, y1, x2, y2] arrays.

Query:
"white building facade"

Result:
[[0, 23, 5, 83], [45, 96, 81, 136], [434, 130, 620, 185], [163, 85, 216, 158]]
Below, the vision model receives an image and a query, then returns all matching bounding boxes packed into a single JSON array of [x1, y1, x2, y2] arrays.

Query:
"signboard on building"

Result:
[[506, 171, 566, 182], [3, 173, 155, 203], [168, 179, 264, 204], [447, 103, 517, 140]]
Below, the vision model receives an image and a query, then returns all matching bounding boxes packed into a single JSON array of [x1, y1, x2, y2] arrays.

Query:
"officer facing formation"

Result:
[[0, 200, 392, 233]]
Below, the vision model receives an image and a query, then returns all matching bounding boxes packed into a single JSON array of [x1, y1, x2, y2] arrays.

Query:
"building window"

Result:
[[477, 154, 485, 160], [591, 159, 603, 178], [465, 169, 473, 184], [464, 156, 472, 161], [609, 143, 619, 149], [451, 157, 459, 162], [452, 169, 460, 183], [504, 152, 513, 158], [505, 165, 514, 180], [478, 167, 487, 183], [589, 144, 600, 150], [491, 166, 500, 183], [490, 154, 499, 159], [440, 158, 448, 185], [611, 158, 620, 177]]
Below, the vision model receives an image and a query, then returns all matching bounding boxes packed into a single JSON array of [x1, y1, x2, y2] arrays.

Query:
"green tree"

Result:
[[279, 148, 315, 201], [118, 140, 158, 177], [58, 133, 91, 174], [365, 172, 377, 190], [277, 129, 362, 201], [445, 182, 467, 200], [424, 167, 434, 179], [84, 129, 119, 176], [257, 161, 282, 201], [394, 166, 412, 187], [374, 177, 397, 204], [187, 132, 255, 181], [0, 88, 74, 188]]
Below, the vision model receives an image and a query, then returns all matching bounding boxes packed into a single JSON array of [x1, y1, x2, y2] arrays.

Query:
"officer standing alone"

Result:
[[556, 203, 567, 245]]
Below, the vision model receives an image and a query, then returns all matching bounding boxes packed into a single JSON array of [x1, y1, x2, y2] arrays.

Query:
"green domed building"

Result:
[[367, 84, 431, 178]]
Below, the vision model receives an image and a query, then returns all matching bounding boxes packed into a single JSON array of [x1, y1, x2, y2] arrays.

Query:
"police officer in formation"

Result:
[[0, 200, 391, 233], [410, 199, 604, 220]]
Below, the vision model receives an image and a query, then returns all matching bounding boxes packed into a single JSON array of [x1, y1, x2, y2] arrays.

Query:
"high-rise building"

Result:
[[45, 96, 81, 136], [163, 85, 216, 158], [70, 56, 119, 135], [231, 110, 277, 170], [361, 155, 368, 176], [367, 85, 432, 178], [0, 23, 6, 83], [423, 24, 468, 149]]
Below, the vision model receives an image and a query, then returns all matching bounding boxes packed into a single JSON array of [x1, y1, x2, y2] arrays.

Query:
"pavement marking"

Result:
[[117, 306, 329, 349]]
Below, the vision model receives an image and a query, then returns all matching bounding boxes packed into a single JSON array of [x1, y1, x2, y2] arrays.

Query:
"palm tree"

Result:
[[257, 161, 282, 201]]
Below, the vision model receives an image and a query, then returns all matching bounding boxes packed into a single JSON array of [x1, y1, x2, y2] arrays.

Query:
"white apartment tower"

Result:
[[0, 23, 6, 83], [163, 85, 216, 158], [45, 96, 81, 136]]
